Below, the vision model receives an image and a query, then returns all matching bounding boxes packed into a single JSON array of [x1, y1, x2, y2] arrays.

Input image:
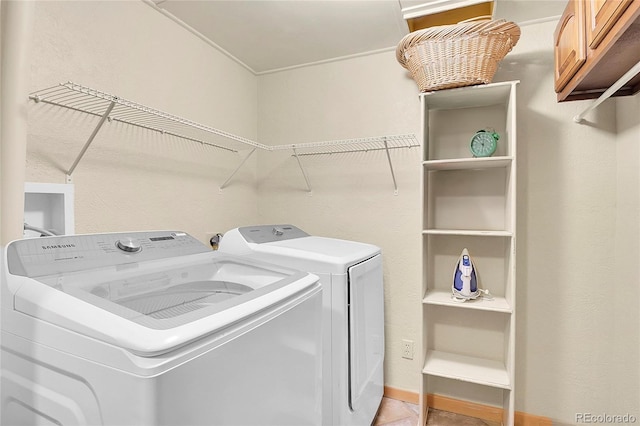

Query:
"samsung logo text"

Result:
[[41, 244, 76, 250]]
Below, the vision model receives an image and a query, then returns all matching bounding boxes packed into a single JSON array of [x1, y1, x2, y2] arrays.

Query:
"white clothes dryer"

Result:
[[1, 230, 322, 426], [219, 225, 384, 426]]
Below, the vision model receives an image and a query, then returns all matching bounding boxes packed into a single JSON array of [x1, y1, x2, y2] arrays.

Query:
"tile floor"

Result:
[[373, 397, 493, 426]]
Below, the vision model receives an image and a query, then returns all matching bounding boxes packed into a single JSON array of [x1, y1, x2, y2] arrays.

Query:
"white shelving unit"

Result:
[[419, 81, 518, 426], [29, 82, 419, 192]]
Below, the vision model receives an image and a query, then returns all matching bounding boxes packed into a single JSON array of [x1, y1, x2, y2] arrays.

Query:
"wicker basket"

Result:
[[396, 19, 520, 92]]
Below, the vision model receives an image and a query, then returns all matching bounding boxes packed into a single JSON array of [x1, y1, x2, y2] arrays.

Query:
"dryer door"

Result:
[[347, 254, 384, 412]]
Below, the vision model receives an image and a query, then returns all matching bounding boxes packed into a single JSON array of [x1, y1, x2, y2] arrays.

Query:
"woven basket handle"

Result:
[[457, 15, 493, 24]]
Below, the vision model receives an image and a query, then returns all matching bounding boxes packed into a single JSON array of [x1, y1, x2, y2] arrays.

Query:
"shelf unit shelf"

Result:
[[422, 229, 513, 237], [423, 350, 511, 390], [419, 81, 518, 426], [423, 156, 513, 170], [423, 290, 512, 313], [422, 83, 514, 110]]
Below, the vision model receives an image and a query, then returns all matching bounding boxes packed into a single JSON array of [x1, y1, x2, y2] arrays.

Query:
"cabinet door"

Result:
[[554, 0, 587, 92], [585, 0, 632, 49]]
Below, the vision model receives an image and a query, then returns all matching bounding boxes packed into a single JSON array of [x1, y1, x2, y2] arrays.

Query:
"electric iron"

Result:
[[452, 248, 481, 301]]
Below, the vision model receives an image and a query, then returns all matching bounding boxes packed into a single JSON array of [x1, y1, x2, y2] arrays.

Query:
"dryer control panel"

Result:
[[7, 231, 209, 278], [236, 225, 309, 244]]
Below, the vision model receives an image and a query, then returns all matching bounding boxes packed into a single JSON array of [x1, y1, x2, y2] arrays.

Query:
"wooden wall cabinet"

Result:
[[586, 0, 633, 48], [554, 0, 587, 93], [554, 0, 640, 102]]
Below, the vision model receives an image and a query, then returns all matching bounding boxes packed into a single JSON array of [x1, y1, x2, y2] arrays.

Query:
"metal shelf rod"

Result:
[[273, 134, 418, 152], [29, 95, 103, 119], [112, 118, 236, 152], [574, 59, 640, 123], [295, 144, 417, 156]]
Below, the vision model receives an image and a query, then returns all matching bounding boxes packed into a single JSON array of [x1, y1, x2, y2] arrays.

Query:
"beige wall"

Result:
[[27, 1, 259, 241], [612, 94, 640, 422], [22, 2, 639, 424], [504, 20, 638, 424]]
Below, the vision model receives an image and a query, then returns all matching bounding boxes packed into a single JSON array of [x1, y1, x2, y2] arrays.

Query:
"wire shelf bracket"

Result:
[[292, 147, 313, 194], [383, 138, 399, 195], [219, 148, 257, 191], [64, 99, 115, 182]]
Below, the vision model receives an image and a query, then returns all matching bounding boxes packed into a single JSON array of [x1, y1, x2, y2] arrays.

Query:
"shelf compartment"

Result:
[[423, 234, 513, 301], [423, 290, 512, 313], [423, 350, 511, 390], [423, 156, 513, 171], [420, 81, 517, 111], [421, 81, 518, 163], [425, 167, 511, 232], [425, 106, 510, 161], [425, 305, 509, 363]]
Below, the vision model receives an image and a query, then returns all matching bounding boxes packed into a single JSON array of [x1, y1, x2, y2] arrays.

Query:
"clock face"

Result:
[[470, 131, 498, 157]]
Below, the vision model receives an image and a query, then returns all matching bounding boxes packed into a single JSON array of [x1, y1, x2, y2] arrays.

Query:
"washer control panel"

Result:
[[237, 224, 309, 244], [7, 231, 210, 278]]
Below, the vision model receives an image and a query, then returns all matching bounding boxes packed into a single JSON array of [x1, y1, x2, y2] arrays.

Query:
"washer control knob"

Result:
[[272, 227, 284, 236], [116, 238, 142, 253]]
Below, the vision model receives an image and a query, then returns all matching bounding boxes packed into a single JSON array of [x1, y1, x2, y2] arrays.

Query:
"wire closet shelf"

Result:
[[274, 134, 419, 156], [29, 82, 265, 153], [29, 82, 419, 192]]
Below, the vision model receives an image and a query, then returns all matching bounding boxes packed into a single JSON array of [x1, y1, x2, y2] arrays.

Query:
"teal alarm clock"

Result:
[[470, 130, 499, 157]]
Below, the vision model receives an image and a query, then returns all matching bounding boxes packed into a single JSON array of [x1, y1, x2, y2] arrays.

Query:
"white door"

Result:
[[348, 254, 384, 411]]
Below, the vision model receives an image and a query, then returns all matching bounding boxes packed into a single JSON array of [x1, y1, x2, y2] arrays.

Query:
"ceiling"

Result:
[[150, 0, 566, 75]]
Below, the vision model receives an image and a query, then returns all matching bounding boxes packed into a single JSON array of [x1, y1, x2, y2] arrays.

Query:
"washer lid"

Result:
[[220, 226, 381, 273], [5, 232, 319, 356], [259, 236, 380, 270]]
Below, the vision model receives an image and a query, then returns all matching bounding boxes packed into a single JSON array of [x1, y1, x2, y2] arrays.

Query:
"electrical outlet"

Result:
[[401, 339, 414, 360]]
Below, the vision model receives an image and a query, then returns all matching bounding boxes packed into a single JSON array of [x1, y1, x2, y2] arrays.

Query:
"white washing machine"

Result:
[[219, 225, 384, 426], [1, 230, 323, 426]]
